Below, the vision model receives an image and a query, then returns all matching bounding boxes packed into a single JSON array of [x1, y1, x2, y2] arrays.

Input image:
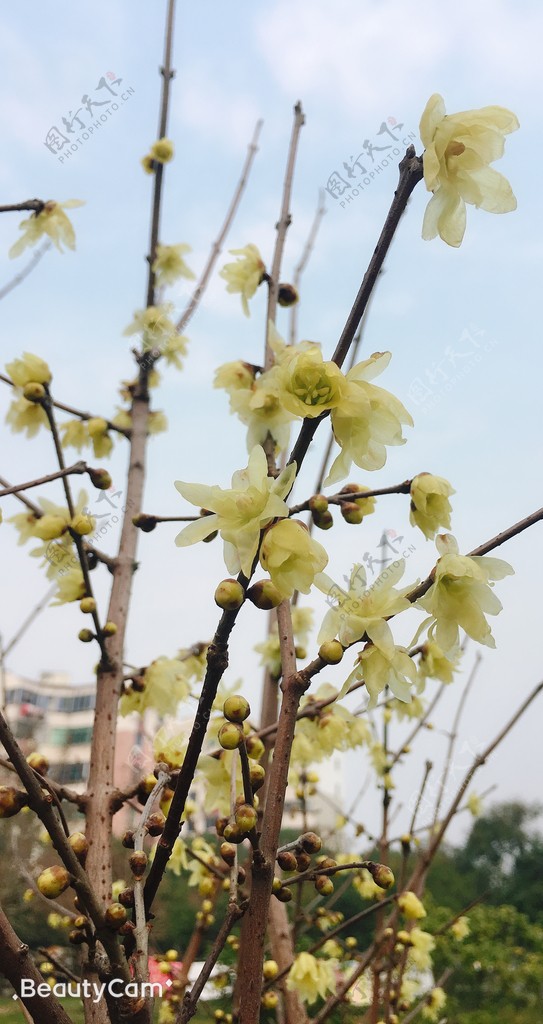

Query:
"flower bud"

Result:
[[262, 960, 279, 980], [26, 752, 49, 776], [223, 694, 251, 723], [103, 621, 117, 636], [277, 283, 299, 307], [87, 467, 112, 490], [318, 639, 344, 665], [245, 736, 265, 761], [246, 580, 283, 610], [367, 862, 395, 890], [118, 888, 135, 908], [78, 629, 94, 643], [317, 857, 337, 870], [132, 514, 158, 533], [37, 866, 71, 899], [105, 903, 128, 929], [249, 763, 265, 791], [223, 823, 244, 844], [214, 579, 245, 611], [220, 842, 236, 866], [315, 875, 334, 895], [274, 886, 293, 903], [277, 851, 297, 872], [300, 832, 322, 854], [261, 991, 279, 1009], [69, 929, 86, 945], [340, 501, 364, 525], [129, 851, 148, 879], [71, 514, 94, 536], [312, 509, 333, 530], [218, 722, 244, 750], [74, 915, 89, 929], [295, 852, 312, 871], [122, 830, 136, 849], [234, 803, 257, 834], [68, 832, 89, 865], [23, 382, 46, 403], [345, 936, 357, 949], [0, 786, 28, 817], [147, 812, 166, 836], [79, 597, 96, 614], [309, 494, 329, 514]]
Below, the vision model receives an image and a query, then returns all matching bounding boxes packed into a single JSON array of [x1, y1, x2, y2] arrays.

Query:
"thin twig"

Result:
[[289, 189, 326, 345], [0, 241, 51, 301], [176, 120, 263, 335], [289, 480, 412, 515], [178, 902, 246, 1024], [0, 462, 87, 498], [0, 199, 45, 214], [432, 653, 481, 827], [132, 769, 170, 984]]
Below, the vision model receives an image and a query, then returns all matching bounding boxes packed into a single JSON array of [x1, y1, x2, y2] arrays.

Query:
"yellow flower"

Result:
[[420, 94, 519, 247], [120, 657, 192, 717], [5, 352, 51, 387], [255, 607, 313, 676], [260, 519, 328, 598], [175, 445, 296, 577], [152, 243, 195, 287], [60, 418, 89, 452], [47, 913, 64, 930], [161, 335, 189, 371], [111, 879, 126, 901], [348, 642, 418, 708], [6, 395, 49, 437], [286, 952, 337, 1005], [451, 915, 470, 940], [467, 792, 482, 817], [87, 417, 113, 458], [214, 360, 256, 393], [199, 751, 242, 815], [123, 303, 177, 352], [150, 138, 175, 163], [419, 640, 457, 684], [149, 411, 168, 434], [417, 534, 513, 653], [353, 868, 387, 901], [229, 374, 296, 453], [9, 200, 85, 258], [316, 560, 413, 651], [410, 473, 454, 539], [50, 568, 86, 605], [141, 154, 155, 175], [422, 987, 447, 1022], [408, 929, 435, 971], [325, 352, 412, 486], [153, 727, 187, 769], [398, 890, 427, 920], [32, 491, 94, 542], [219, 244, 266, 317], [275, 343, 346, 419]]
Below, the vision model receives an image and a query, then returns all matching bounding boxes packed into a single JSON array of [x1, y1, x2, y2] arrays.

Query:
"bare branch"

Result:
[[0, 240, 51, 301], [289, 189, 326, 345], [0, 461, 87, 498]]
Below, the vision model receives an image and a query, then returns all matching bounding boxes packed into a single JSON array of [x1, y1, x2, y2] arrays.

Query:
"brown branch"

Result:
[[289, 480, 412, 515], [400, 968, 454, 1024], [0, 461, 87, 498], [132, 769, 170, 984], [311, 942, 380, 1024], [37, 946, 80, 984], [0, 373, 129, 436], [0, 756, 86, 809], [264, 101, 305, 370], [0, 902, 74, 1024], [0, 199, 45, 214], [176, 119, 263, 335], [178, 902, 246, 1024], [0, 240, 51, 301], [432, 653, 481, 826]]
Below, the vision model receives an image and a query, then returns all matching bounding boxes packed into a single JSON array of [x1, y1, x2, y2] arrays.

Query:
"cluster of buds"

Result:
[[214, 1010, 234, 1023], [337, 483, 376, 524], [274, 831, 324, 901], [219, 796, 258, 850], [0, 785, 29, 818], [68, 914, 91, 946], [294, 769, 320, 801], [308, 494, 333, 531]]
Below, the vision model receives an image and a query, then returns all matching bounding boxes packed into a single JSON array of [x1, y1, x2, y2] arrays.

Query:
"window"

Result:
[[50, 762, 87, 783]]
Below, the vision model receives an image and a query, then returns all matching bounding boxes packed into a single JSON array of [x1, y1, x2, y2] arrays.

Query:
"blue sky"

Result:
[[1, 0, 542, 842]]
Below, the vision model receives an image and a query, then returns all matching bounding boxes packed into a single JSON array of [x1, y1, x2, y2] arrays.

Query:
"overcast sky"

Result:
[[1, 0, 542, 844]]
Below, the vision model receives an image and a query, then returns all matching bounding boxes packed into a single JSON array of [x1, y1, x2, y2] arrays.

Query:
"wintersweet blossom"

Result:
[[451, 915, 470, 940], [417, 534, 513, 653], [5, 395, 49, 438], [418, 640, 457, 684], [467, 792, 482, 817], [228, 373, 296, 452], [353, 868, 387, 902], [325, 352, 413, 486], [174, 446, 296, 577], [408, 929, 435, 971], [153, 727, 187, 769], [219, 244, 266, 316], [9, 200, 85, 258], [150, 138, 175, 163], [291, 693, 370, 765], [59, 419, 88, 452], [123, 303, 177, 351], [50, 568, 86, 605], [422, 987, 447, 1022], [398, 891, 427, 920], [409, 472, 454, 539], [420, 94, 519, 247], [87, 417, 113, 458], [260, 519, 328, 598], [347, 642, 418, 707], [32, 491, 94, 542], [316, 559, 414, 651], [286, 952, 337, 1005], [5, 353, 51, 387], [275, 343, 346, 419], [152, 243, 195, 286], [120, 657, 192, 718]]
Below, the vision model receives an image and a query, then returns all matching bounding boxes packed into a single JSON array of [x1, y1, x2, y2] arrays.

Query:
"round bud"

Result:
[[234, 803, 257, 834], [26, 752, 49, 776], [312, 510, 333, 530], [220, 842, 236, 866], [308, 494, 329, 514], [214, 579, 245, 611], [340, 501, 364, 525], [68, 832, 89, 865], [317, 857, 337, 870], [122, 830, 135, 849], [295, 645, 307, 659], [277, 851, 297, 872], [199, 877, 215, 897], [261, 991, 279, 1009], [137, 774, 158, 802], [103, 621, 117, 636], [69, 929, 86, 945], [315, 875, 334, 896], [300, 832, 322, 854], [274, 886, 293, 903], [262, 960, 279, 981], [249, 763, 265, 791], [23, 381, 46, 403], [165, 949, 179, 962], [215, 816, 229, 837], [118, 888, 135, 908], [37, 866, 71, 899], [105, 903, 127, 929], [223, 823, 244, 844], [318, 640, 344, 665], [246, 580, 283, 610], [277, 283, 299, 307], [74, 915, 89, 929], [0, 786, 28, 818], [201, 899, 213, 914], [71, 514, 94, 536], [245, 736, 265, 761], [78, 629, 94, 643], [345, 936, 357, 949], [147, 812, 166, 837], [367, 862, 395, 890], [79, 597, 97, 614], [218, 722, 243, 751], [223, 694, 251, 723], [129, 851, 148, 879], [295, 852, 312, 872], [396, 929, 412, 945], [87, 467, 112, 490], [132, 514, 157, 533]]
